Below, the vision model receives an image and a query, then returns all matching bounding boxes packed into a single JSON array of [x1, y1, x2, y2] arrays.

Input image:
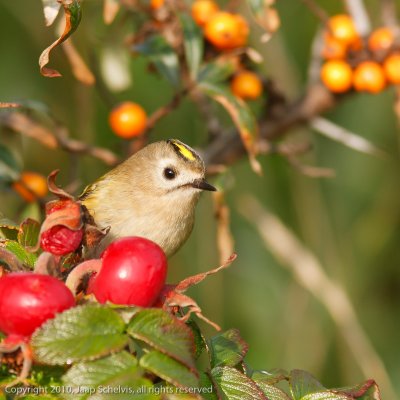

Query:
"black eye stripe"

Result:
[[163, 167, 176, 180]]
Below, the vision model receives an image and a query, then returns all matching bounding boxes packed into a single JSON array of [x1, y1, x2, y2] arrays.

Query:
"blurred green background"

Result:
[[0, 0, 399, 398]]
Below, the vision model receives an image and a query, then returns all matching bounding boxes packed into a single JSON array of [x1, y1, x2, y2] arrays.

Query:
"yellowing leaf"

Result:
[[200, 83, 262, 175]]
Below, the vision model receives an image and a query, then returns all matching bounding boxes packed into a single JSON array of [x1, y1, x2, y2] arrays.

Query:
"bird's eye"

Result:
[[163, 167, 176, 180]]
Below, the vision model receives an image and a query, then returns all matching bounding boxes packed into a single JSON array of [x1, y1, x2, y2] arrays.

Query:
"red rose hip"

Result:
[[91, 237, 167, 307], [0, 273, 75, 337]]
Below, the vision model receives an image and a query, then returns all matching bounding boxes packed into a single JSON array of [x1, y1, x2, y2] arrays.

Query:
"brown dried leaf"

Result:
[[175, 253, 237, 292], [39, 0, 82, 78], [62, 40, 95, 85], [0, 112, 58, 148], [47, 170, 74, 200]]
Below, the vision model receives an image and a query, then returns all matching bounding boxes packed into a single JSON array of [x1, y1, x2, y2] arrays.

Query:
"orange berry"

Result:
[[150, 0, 164, 9], [191, 0, 219, 27], [13, 172, 48, 203], [368, 27, 394, 52], [231, 71, 263, 100], [328, 14, 359, 46], [383, 53, 400, 84], [109, 102, 147, 139], [204, 12, 249, 50], [320, 60, 353, 93], [322, 34, 348, 60], [353, 61, 386, 93]]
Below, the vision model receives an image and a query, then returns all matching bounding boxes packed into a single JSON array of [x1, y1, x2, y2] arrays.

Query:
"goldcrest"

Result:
[[79, 139, 216, 257]]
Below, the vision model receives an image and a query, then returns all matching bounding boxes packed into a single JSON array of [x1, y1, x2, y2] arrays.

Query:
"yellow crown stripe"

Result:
[[171, 141, 196, 161]]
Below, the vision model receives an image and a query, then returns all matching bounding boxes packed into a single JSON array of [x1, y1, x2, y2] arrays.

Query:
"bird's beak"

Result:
[[191, 178, 217, 191]]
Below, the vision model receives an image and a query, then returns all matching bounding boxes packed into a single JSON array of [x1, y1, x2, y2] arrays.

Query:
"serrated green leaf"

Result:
[[252, 380, 291, 400], [290, 370, 325, 400], [134, 36, 180, 87], [140, 351, 199, 389], [0, 218, 19, 240], [199, 82, 261, 174], [301, 392, 351, 400], [209, 329, 248, 368], [2, 240, 37, 267], [31, 304, 128, 365], [0, 144, 21, 183], [18, 218, 40, 249], [127, 309, 195, 370], [211, 366, 267, 400], [62, 351, 158, 400], [180, 13, 203, 80], [198, 60, 236, 84]]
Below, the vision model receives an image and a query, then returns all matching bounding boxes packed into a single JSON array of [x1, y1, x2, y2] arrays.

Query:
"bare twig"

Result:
[[204, 84, 336, 168], [311, 117, 387, 157], [239, 195, 397, 400], [300, 0, 329, 24], [344, 0, 371, 36], [0, 111, 119, 166], [286, 156, 336, 178], [213, 191, 235, 264], [145, 86, 192, 133]]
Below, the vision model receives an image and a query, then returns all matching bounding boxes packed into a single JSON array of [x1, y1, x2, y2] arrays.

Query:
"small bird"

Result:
[[79, 139, 216, 257]]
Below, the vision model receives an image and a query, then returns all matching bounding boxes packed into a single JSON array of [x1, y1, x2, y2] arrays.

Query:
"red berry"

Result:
[[41, 199, 83, 256], [0, 273, 75, 337], [91, 237, 167, 307], [40, 225, 83, 256]]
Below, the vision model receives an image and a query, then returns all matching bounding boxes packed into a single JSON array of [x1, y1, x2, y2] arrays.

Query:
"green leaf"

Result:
[[186, 319, 206, 359], [180, 13, 203, 80], [127, 309, 195, 370], [0, 217, 19, 240], [331, 380, 380, 399], [251, 369, 289, 385], [3, 240, 37, 267], [198, 60, 236, 84], [199, 82, 261, 174], [211, 366, 268, 400], [289, 370, 325, 400], [199, 373, 218, 400], [0, 144, 21, 183], [252, 380, 291, 400], [209, 329, 248, 368], [31, 304, 128, 365], [134, 36, 180, 87], [140, 351, 199, 389], [301, 392, 351, 400], [18, 218, 40, 249], [62, 352, 158, 400]]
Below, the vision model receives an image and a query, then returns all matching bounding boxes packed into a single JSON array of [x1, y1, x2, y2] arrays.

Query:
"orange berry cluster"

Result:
[[320, 14, 400, 94], [191, 0, 249, 50]]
